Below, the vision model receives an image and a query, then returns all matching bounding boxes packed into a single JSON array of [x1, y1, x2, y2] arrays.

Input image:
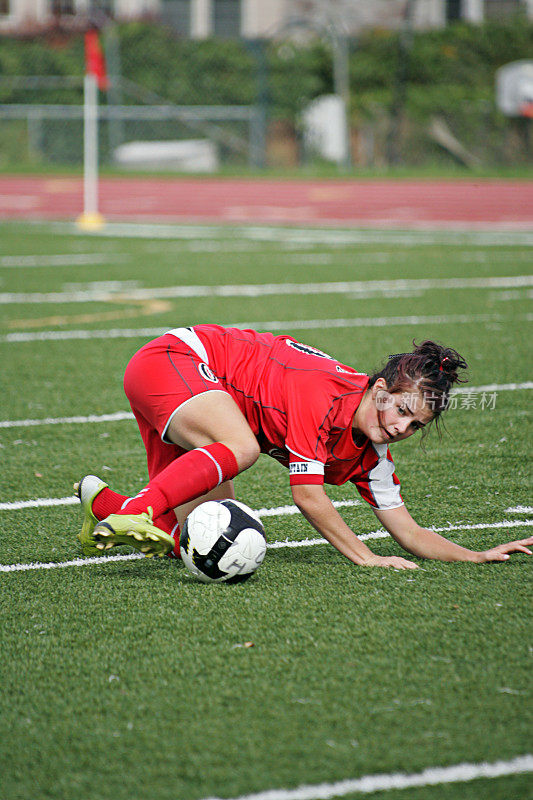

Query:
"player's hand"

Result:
[[363, 554, 418, 570], [477, 535, 533, 563]]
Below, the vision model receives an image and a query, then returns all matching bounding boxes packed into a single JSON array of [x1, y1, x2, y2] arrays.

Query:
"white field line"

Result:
[[1, 382, 532, 430], [0, 552, 144, 572], [258, 499, 361, 517], [1, 275, 532, 305], [452, 381, 533, 393], [0, 497, 361, 514], [1, 485, 529, 538], [265, 516, 533, 551], [3, 313, 533, 344], [0, 411, 133, 429], [201, 755, 533, 800], [45, 220, 533, 246], [505, 506, 533, 514], [0, 502, 531, 572], [0, 496, 80, 511], [0, 254, 127, 268]]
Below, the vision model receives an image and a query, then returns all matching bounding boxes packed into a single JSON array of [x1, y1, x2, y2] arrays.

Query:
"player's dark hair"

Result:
[[368, 340, 468, 430]]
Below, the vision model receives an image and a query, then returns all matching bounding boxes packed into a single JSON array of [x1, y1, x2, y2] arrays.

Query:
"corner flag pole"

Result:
[[77, 29, 107, 230]]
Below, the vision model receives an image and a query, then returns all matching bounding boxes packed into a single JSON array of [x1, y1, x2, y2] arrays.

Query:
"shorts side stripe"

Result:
[[166, 346, 194, 396]]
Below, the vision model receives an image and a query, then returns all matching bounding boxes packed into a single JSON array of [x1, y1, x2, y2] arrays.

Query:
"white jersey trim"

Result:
[[286, 446, 325, 469], [287, 447, 325, 477], [289, 461, 325, 477], [166, 326, 208, 362], [367, 443, 403, 510]]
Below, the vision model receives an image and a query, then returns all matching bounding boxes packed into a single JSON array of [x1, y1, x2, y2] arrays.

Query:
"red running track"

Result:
[[0, 175, 532, 228]]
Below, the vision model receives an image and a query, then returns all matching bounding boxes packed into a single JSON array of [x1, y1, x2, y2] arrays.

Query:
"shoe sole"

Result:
[[93, 521, 173, 558]]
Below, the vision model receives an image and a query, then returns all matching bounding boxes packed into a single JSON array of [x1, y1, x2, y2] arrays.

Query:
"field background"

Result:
[[0, 214, 531, 800]]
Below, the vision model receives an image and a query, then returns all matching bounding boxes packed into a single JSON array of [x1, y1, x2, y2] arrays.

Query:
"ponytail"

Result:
[[369, 340, 468, 423]]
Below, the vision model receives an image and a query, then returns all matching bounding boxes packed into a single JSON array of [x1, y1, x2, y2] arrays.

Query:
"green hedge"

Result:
[[0, 17, 531, 166], [0, 17, 528, 113]]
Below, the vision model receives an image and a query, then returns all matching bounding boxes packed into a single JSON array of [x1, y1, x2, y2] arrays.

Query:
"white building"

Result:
[[0, 0, 531, 36]]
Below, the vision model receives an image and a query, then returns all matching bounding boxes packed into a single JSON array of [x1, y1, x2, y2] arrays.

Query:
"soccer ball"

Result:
[[179, 499, 267, 583]]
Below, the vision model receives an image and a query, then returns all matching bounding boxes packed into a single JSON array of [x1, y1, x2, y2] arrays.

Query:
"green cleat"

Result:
[[74, 475, 109, 557], [93, 507, 174, 558]]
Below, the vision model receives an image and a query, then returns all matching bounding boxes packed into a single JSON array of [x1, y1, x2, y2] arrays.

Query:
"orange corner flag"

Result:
[[85, 29, 108, 90]]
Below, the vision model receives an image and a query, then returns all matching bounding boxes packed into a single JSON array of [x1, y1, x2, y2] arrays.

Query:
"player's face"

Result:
[[355, 379, 434, 445]]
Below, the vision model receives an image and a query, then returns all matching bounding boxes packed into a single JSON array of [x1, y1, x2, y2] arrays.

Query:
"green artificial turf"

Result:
[[0, 220, 531, 800]]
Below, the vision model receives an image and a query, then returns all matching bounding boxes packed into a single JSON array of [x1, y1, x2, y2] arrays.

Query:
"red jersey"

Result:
[[177, 325, 403, 511]]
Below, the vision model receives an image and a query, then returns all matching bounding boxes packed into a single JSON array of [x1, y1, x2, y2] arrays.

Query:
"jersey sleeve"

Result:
[[352, 443, 404, 509], [283, 373, 333, 486]]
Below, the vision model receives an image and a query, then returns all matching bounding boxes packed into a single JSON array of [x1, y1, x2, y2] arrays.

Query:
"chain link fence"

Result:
[[0, 28, 267, 170], [0, 17, 531, 172]]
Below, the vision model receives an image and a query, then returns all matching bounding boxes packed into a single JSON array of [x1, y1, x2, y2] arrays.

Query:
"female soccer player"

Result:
[[74, 325, 532, 569]]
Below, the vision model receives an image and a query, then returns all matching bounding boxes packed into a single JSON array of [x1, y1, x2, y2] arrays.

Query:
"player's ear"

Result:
[[372, 377, 389, 394]]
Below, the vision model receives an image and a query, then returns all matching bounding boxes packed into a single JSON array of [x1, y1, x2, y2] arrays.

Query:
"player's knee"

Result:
[[230, 437, 260, 471]]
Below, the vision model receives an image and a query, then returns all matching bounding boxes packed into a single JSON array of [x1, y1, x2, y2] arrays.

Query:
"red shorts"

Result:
[[123, 328, 229, 479]]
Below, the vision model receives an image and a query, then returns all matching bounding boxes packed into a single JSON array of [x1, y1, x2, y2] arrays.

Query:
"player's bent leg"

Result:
[[101, 394, 258, 537], [116, 442, 240, 521], [74, 475, 109, 556], [114, 394, 258, 521], [167, 391, 260, 472], [93, 507, 174, 558]]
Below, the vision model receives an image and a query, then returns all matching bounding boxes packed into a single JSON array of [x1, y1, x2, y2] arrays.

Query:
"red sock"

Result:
[[117, 443, 239, 519], [92, 487, 128, 520], [92, 488, 179, 537], [154, 511, 181, 559], [155, 510, 180, 537]]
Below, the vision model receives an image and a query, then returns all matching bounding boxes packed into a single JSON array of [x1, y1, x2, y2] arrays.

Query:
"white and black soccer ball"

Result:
[[179, 499, 267, 584]]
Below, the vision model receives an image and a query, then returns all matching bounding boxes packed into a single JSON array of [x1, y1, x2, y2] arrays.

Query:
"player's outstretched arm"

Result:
[[473, 537, 533, 563], [291, 483, 418, 569], [373, 505, 533, 563]]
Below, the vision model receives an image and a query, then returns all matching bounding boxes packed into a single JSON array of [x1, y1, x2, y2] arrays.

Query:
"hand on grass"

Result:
[[477, 535, 533, 563], [364, 555, 419, 570]]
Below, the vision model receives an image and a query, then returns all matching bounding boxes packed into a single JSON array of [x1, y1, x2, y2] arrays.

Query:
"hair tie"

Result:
[[439, 356, 451, 372]]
